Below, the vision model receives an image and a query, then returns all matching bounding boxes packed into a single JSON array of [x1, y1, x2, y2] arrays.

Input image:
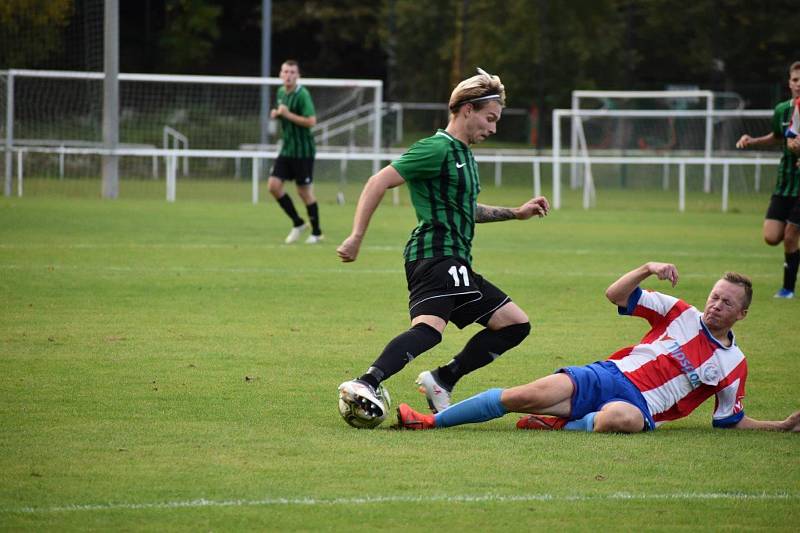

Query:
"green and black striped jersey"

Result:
[[392, 129, 481, 265], [771, 99, 800, 196], [276, 85, 316, 158]]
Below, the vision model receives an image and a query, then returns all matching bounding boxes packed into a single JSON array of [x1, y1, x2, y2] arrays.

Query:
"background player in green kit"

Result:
[[336, 68, 550, 426], [268, 59, 323, 244], [736, 61, 800, 298]]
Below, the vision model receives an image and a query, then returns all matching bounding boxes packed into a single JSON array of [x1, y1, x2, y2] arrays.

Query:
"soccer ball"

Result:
[[337, 383, 392, 429]]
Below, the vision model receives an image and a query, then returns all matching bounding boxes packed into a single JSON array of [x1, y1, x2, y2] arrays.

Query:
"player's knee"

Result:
[[410, 322, 443, 351], [764, 235, 782, 246], [496, 321, 530, 348], [594, 408, 644, 433]]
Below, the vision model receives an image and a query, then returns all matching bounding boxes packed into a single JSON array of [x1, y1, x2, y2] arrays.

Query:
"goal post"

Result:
[[570, 90, 716, 192], [552, 106, 774, 209]]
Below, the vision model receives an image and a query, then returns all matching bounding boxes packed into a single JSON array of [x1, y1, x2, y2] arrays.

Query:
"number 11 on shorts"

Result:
[[448, 265, 470, 287]]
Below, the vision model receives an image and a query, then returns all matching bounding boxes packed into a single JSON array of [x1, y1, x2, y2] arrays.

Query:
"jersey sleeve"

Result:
[[391, 139, 446, 182], [711, 359, 747, 428], [298, 89, 316, 117], [618, 287, 683, 326]]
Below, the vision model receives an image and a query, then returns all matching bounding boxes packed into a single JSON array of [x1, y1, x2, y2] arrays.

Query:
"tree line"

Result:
[[2, 0, 797, 114]]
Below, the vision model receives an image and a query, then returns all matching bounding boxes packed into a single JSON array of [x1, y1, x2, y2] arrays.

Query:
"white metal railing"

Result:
[[162, 126, 189, 176], [8, 145, 778, 211]]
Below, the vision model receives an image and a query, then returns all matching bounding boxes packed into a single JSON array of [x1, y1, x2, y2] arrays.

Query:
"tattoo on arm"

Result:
[[475, 203, 516, 223]]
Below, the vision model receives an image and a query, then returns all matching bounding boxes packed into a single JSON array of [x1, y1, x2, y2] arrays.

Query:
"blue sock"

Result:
[[564, 412, 597, 432], [434, 388, 508, 428]]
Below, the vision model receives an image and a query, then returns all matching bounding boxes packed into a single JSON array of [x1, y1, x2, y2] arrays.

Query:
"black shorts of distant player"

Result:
[[271, 156, 314, 185], [765, 194, 800, 226]]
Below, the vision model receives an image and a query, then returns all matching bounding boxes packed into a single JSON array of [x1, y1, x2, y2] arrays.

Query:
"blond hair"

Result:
[[448, 68, 506, 114]]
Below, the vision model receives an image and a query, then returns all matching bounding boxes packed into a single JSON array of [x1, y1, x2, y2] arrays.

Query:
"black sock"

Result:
[[277, 194, 304, 227], [784, 250, 800, 292], [436, 322, 531, 390], [306, 202, 321, 235], [359, 323, 442, 388]]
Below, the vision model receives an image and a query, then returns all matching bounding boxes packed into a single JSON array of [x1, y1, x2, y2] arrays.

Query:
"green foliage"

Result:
[[158, 0, 222, 72], [0, 0, 73, 68], [0, 186, 798, 529], [383, 0, 798, 109]]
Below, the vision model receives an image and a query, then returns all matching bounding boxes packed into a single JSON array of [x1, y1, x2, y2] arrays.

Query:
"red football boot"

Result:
[[516, 414, 568, 430], [397, 403, 436, 430]]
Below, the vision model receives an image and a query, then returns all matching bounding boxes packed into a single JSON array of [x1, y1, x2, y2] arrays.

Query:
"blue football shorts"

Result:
[[557, 360, 655, 431]]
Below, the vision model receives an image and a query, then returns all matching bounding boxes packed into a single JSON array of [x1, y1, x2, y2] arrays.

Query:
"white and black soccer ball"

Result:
[[338, 383, 391, 429]]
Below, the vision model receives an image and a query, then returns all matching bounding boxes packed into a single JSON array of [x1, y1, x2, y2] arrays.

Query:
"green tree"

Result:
[[0, 0, 73, 68], [158, 0, 222, 72]]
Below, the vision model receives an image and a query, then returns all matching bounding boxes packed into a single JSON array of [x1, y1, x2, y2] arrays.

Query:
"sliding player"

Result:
[[398, 261, 800, 433]]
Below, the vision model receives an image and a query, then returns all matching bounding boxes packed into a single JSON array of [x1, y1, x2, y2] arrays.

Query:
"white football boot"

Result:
[[338, 379, 386, 419], [305, 234, 324, 244], [285, 223, 308, 244], [416, 370, 451, 413]]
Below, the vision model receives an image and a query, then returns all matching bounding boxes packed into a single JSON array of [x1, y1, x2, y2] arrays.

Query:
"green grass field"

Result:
[[1, 182, 798, 531]]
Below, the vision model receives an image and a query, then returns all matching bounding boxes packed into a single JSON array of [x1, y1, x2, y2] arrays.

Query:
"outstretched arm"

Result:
[[336, 165, 405, 262], [475, 196, 549, 223], [605, 262, 679, 307], [736, 131, 782, 150], [731, 411, 800, 432]]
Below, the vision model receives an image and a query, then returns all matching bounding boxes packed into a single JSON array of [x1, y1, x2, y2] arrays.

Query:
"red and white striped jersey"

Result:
[[607, 287, 747, 428]]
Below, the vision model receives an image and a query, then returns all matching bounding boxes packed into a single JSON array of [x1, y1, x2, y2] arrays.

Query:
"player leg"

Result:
[[269, 158, 307, 243], [339, 313, 445, 421], [430, 302, 529, 390], [357, 312, 447, 390], [765, 195, 799, 298], [398, 373, 572, 430], [421, 276, 529, 412], [592, 401, 646, 433], [763, 219, 786, 246], [295, 158, 323, 243], [779, 201, 800, 297]]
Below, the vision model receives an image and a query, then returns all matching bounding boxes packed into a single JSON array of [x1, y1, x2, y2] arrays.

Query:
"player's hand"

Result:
[[270, 109, 278, 119], [275, 104, 289, 117], [514, 196, 550, 220], [647, 262, 679, 287], [788, 137, 800, 158], [337, 235, 362, 262], [781, 410, 800, 432], [735, 134, 752, 149]]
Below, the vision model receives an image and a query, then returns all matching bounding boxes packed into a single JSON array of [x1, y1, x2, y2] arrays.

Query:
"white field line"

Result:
[[4, 491, 796, 514]]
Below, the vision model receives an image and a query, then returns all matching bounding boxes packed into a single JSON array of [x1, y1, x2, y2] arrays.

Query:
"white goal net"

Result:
[[551, 89, 775, 209], [1, 69, 383, 198]]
